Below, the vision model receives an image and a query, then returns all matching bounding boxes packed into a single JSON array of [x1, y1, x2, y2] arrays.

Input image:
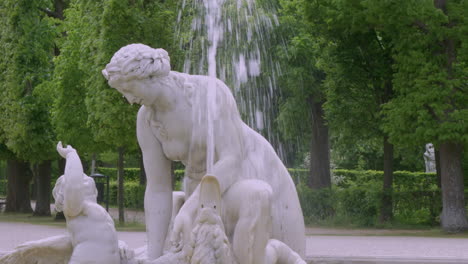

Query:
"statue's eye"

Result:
[[213, 205, 216, 209], [201, 204, 204, 208]]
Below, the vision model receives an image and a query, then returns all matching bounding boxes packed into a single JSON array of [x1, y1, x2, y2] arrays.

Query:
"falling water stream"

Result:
[[177, 0, 284, 171]]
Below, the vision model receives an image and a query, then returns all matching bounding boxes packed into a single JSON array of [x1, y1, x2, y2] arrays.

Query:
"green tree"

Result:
[[376, 0, 468, 232], [0, 2, 30, 213], [0, 0, 58, 215], [277, 0, 331, 189], [302, 0, 398, 222], [50, 0, 96, 155]]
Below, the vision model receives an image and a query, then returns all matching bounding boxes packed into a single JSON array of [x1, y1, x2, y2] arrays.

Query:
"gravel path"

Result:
[[2, 221, 468, 263], [307, 235, 468, 262]]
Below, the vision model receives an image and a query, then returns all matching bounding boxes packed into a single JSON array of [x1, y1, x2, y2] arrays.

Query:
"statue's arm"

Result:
[[136, 106, 172, 188], [57, 142, 84, 217], [211, 117, 243, 194], [210, 82, 245, 195], [179, 113, 243, 214], [137, 106, 173, 258], [172, 81, 243, 246]]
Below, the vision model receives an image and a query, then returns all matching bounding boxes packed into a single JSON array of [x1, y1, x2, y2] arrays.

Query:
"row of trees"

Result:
[[0, 0, 179, 221], [276, 0, 467, 232], [0, 0, 466, 232]]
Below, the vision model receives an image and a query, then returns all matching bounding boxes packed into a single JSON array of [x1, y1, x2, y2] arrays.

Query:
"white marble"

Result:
[[0, 142, 127, 264], [424, 143, 436, 173], [103, 44, 306, 264]]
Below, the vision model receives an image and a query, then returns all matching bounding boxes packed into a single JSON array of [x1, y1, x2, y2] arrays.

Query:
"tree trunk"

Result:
[[433, 0, 467, 233], [379, 136, 394, 223], [118, 147, 125, 224], [435, 149, 442, 188], [55, 159, 66, 220], [439, 141, 468, 233], [90, 153, 97, 175], [5, 160, 32, 213], [33, 160, 51, 216], [31, 164, 38, 200], [58, 158, 65, 175], [308, 99, 331, 189], [54, 0, 66, 20]]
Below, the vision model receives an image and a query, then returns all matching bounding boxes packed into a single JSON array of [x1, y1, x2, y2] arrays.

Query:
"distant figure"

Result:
[[424, 143, 436, 173]]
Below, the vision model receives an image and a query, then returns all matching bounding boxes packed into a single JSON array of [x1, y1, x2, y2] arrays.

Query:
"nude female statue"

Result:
[[102, 43, 305, 263]]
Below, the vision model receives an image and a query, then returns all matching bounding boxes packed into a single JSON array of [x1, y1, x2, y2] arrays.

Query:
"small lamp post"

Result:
[[90, 173, 110, 211]]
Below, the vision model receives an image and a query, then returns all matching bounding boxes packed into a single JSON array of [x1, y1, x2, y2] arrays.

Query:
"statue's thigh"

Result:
[[70, 243, 119, 264], [222, 179, 273, 239], [222, 180, 273, 264]]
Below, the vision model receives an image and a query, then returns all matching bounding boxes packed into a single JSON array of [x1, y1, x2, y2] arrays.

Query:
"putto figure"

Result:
[[103, 44, 306, 263], [54, 142, 120, 264], [0, 142, 123, 264]]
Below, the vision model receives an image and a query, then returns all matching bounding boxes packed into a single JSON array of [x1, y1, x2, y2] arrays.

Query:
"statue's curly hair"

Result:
[[103, 43, 171, 83]]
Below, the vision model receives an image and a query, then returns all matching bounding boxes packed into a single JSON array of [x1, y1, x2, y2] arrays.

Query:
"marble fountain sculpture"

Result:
[[102, 43, 306, 264], [0, 44, 306, 264]]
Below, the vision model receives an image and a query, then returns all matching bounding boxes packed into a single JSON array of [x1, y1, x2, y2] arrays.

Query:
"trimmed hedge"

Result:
[[108, 181, 145, 209], [95, 167, 141, 182], [96, 167, 309, 186], [0, 179, 6, 196], [297, 169, 444, 227], [333, 169, 438, 190], [287, 168, 438, 190], [288, 169, 308, 185], [45, 167, 453, 227], [96, 167, 185, 183]]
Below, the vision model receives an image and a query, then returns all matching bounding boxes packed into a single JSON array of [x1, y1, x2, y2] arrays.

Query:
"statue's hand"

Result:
[[170, 212, 192, 252], [56, 141, 76, 158]]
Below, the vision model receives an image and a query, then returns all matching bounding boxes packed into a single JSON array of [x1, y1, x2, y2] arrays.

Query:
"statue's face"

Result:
[[114, 79, 156, 106], [52, 175, 98, 213], [426, 143, 434, 153]]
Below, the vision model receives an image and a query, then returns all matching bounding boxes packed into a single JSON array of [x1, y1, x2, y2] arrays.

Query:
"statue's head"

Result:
[[196, 175, 223, 226], [425, 143, 434, 153], [102, 43, 171, 87], [53, 174, 98, 212]]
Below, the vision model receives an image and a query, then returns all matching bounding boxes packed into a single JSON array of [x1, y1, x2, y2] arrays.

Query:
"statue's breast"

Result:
[[147, 108, 191, 162]]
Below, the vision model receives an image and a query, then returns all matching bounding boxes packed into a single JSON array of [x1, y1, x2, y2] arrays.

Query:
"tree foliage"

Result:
[[49, 0, 98, 153], [376, 0, 468, 147], [276, 0, 323, 144], [0, 0, 57, 162], [85, 0, 178, 150], [299, 0, 467, 230], [0, 0, 59, 214]]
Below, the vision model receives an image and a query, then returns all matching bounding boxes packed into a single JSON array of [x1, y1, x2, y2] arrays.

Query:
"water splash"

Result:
[[177, 0, 286, 169]]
